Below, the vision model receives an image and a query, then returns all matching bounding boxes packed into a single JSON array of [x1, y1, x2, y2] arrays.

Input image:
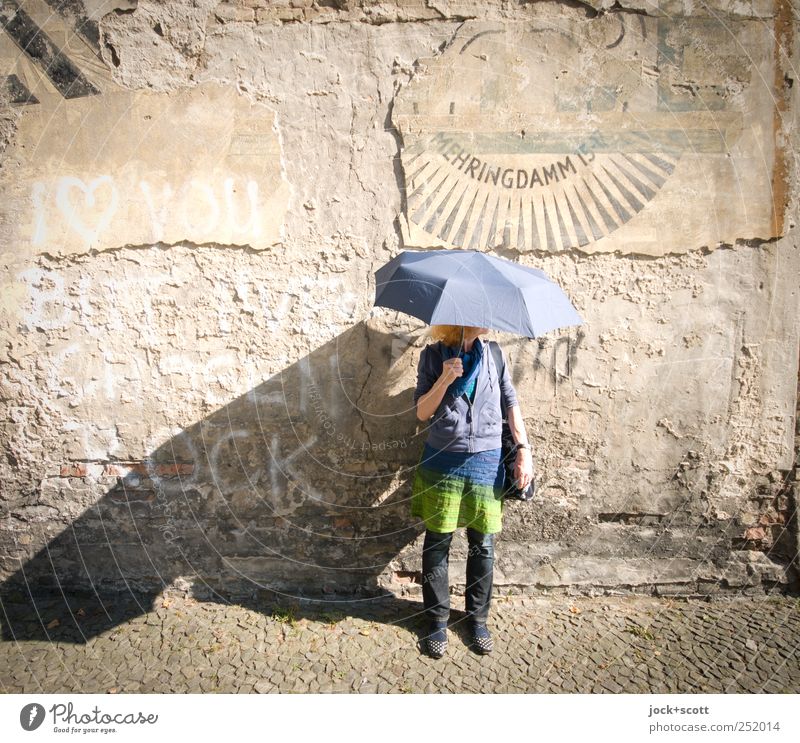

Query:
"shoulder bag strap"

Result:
[[488, 340, 507, 415]]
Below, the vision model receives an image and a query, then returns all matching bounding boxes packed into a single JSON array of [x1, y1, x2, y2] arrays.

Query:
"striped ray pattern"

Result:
[[404, 149, 679, 251]]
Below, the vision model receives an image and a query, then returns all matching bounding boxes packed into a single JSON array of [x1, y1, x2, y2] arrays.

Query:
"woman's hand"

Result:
[[440, 357, 463, 385], [416, 356, 463, 421], [513, 448, 534, 490]]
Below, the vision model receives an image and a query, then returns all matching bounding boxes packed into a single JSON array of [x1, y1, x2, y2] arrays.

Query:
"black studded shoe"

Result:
[[470, 622, 493, 654], [423, 620, 448, 658]]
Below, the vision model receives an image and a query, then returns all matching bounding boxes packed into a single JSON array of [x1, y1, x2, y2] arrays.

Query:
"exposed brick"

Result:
[[59, 463, 87, 477], [102, 464, 127, 477]]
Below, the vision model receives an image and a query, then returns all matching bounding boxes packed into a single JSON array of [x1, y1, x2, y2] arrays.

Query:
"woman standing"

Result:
[[411, 324, 533, 658]]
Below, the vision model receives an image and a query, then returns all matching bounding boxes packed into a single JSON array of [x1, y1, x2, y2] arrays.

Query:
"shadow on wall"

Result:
[[1, 322, 430, 643]]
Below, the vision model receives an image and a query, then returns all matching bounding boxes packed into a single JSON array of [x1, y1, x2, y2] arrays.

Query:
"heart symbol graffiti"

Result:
[[55, 176, 119, 244]]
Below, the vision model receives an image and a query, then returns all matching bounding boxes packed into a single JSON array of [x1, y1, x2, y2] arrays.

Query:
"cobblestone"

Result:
[[0, 592, 798, 693]]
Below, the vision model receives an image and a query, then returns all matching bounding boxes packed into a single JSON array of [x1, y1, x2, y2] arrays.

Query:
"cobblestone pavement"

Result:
[[1, 591, 798, 693]]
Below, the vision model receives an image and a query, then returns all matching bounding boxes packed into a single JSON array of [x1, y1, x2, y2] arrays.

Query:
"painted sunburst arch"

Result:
[[403, 130, 679, 252]]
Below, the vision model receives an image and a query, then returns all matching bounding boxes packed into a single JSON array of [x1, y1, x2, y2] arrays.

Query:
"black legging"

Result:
[[421, 527, 495, 624]]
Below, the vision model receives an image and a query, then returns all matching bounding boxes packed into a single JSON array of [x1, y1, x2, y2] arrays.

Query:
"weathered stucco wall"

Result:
[[1, 0, 798, 603]]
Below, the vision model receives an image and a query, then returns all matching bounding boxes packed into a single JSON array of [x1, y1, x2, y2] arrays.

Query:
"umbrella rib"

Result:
[[483, 257, 522, 331], [472, 254, 527, 332], [474, 253, 520, 287], [518, 284, 537, 336]]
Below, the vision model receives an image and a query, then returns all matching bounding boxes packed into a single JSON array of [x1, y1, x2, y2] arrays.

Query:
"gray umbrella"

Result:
[[373, 248, 583, 349]]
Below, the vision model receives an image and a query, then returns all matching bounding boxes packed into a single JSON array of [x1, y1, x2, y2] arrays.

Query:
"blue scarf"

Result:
[[441, 337, 484, 399]]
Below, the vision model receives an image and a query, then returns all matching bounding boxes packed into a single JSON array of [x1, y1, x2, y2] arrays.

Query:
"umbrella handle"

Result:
[[458, 326, 464, 358]]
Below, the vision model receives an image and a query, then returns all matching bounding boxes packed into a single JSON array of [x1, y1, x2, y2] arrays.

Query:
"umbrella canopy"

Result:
[[373, 249, 583, 338]]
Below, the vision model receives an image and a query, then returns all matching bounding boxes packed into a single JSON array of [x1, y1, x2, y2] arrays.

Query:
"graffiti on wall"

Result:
[[0, 0, 288, 253], [30, 175, 266, 247]]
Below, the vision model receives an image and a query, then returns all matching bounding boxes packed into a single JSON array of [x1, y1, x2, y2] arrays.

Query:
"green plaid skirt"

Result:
[[410, 442, 506, 534]]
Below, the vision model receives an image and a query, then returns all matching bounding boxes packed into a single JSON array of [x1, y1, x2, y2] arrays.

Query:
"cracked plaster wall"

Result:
[[0, 0, 799, 600]]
